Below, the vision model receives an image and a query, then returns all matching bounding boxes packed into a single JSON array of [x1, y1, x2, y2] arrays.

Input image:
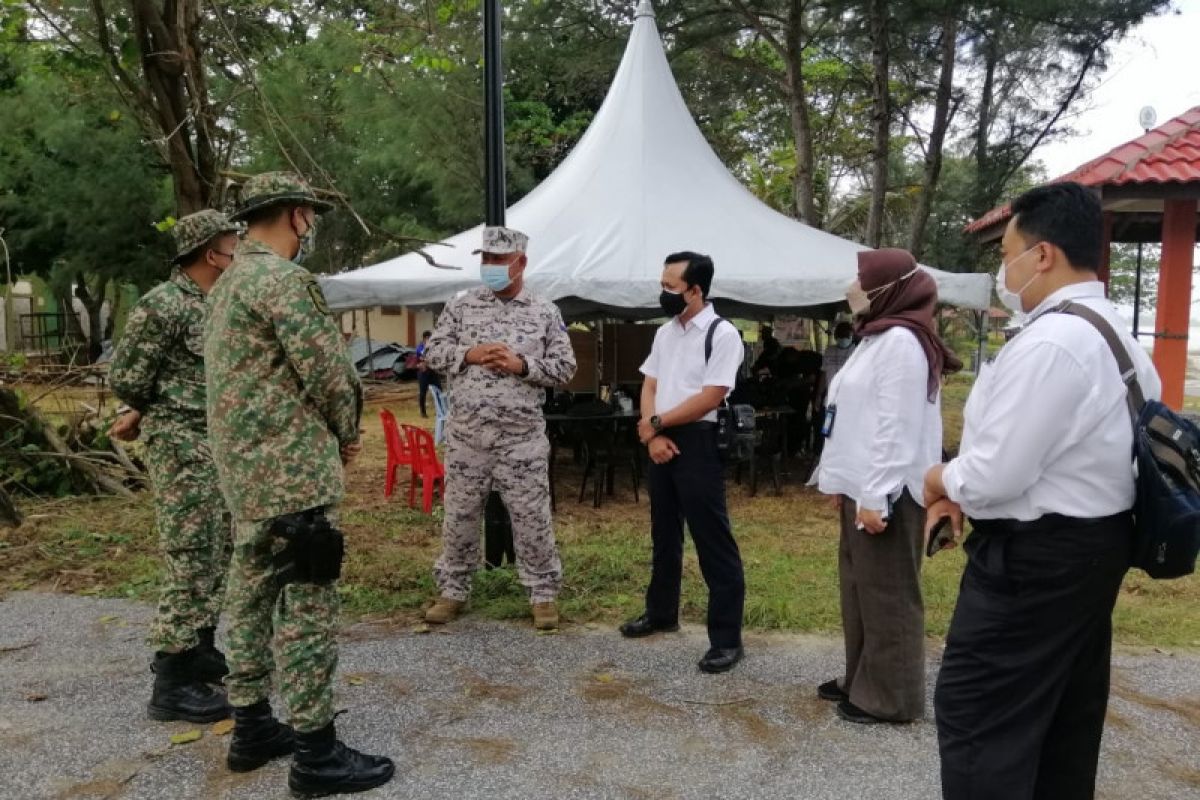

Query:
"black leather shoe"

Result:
[[194, 626, 230, 684], [836, 700, 886, 725], [289, 720, 395, 798], [619, 615, 680, 638], [698, 646, 743, 674], [227, 699, 296, 773], [818, 679, 849, 702], [147, 650, 232, 723]]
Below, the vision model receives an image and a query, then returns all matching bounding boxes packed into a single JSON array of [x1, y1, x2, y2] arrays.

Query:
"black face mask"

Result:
[[659, 289, 689, 317]]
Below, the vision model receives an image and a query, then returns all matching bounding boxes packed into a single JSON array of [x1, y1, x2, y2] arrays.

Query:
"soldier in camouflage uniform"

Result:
[[109, 209, 239, 724], [205, 172, 393, 796], [424, 226, 577, 630]]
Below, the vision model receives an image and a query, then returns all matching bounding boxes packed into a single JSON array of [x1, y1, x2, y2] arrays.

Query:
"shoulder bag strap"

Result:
[[1052, 300, 1146, 423]]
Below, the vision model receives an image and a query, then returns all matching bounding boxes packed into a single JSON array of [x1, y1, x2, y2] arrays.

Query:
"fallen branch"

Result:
[[0, 640, 38, 654]]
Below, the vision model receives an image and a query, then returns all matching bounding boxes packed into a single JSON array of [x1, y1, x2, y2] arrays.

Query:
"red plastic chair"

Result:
[[403, 423, 445, 513], [380, 409, 414, 498]]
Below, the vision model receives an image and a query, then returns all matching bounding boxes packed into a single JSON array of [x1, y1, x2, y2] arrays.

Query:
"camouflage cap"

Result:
[[473, 225, 530, 255], [171, 209, 240, 264], [230, 171, 335, 221]]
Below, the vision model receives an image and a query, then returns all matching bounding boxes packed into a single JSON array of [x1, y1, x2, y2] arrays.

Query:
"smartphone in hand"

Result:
[[926, 516, 955, 558]]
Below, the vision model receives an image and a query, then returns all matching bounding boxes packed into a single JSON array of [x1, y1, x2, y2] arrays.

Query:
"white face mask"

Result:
[[845, 267, 918, 317], [996, 244, 1042, 314]]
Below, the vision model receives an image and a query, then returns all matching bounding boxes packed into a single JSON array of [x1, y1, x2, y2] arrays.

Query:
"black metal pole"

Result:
[[482, 0, 514, 566], [1133, 242, 1143, 338], [484, 0, 506, 226]]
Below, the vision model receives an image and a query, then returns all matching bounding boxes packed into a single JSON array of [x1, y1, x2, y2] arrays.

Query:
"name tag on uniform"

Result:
[[821, 404, 837, 437]]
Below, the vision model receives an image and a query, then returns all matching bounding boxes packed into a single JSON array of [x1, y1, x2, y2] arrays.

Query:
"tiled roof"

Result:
[[966, 106, 1200, 235]]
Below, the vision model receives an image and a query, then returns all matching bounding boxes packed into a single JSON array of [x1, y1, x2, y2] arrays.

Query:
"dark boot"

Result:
[[288, 720, 395, 798], [194, 626, 230, 684], [227, 699, 296, 773], [147, 650, 232, 723]]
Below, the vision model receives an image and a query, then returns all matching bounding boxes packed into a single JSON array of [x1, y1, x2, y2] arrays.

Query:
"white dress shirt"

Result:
[[811, 327, 943, 512], [640, 303, 744, 422], [942, 281, 1162, 521]]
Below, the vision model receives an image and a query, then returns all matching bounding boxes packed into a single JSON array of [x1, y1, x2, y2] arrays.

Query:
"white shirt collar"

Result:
[[1029, 280, 1105, 321], [675, 302, 717, 332]]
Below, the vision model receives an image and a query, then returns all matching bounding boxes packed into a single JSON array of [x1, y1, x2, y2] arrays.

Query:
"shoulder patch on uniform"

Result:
[[142, 314, 166, 338], [303, 277, 331, 315]]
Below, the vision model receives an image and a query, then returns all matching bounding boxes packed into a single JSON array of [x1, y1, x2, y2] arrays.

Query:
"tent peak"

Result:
[[634, 0, 656, 20]]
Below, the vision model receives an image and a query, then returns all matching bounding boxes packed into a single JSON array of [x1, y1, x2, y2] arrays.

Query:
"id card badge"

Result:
[[821, 404, 837, 438]]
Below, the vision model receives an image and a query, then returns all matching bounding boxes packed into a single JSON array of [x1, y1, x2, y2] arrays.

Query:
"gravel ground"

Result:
[[0, 591, 1197, 800]]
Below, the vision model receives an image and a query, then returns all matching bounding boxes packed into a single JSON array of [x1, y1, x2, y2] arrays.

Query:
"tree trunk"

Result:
[[971, 33, 999, 217], [909, 12, 959, 260], [785, 0, 818, 225], [74, 273, 108, 364], [865, 0, 890, 248]]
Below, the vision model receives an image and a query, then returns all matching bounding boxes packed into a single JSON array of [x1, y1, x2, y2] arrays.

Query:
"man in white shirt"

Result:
[[621, 252, 747, 673], [923, 182, 1162, 800]]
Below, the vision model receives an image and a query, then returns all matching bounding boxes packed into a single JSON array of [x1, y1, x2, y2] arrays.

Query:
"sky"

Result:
[[1031, 0, 1200, 348]]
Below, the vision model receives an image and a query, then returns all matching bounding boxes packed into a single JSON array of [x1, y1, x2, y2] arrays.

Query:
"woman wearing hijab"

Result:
[[809, 248, 961, 724]]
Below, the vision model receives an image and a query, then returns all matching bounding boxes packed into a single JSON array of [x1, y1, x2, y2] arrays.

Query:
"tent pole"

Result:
[[365, 308, 373, 379], [483, 0, 514, 567], [975, 310, 986, 373], [484, 0, 506, 226]]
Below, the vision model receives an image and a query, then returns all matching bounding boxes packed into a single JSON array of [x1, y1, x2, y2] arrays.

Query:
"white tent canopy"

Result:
[[322, 0, 993, 318]]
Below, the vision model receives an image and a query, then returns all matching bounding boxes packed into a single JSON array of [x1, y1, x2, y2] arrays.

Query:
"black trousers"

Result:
[[935, 513, 1132, 800], [645, 423, 745, 649], [417, 370, 440, 416]]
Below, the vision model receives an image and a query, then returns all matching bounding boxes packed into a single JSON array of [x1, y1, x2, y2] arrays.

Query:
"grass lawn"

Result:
[[3, 378, 1199, 650]]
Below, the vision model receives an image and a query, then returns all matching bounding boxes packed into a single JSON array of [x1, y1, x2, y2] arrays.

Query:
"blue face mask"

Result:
[[480, 263, 513, 292], [836, 337, 852, 349]]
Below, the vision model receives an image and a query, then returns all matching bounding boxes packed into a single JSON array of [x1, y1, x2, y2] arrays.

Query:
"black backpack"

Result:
[[705, 318, 756, 462], [1055, 301, 1200, 579]]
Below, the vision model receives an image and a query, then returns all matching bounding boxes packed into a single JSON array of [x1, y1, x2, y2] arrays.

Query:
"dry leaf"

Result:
[[210, 719, 235, 736], [536, 628, 560, 636], [595, 673, 615, 684], [412, 624, 431, 635], [346, 675, 367, 686], [98, 615, 120, 624], [25, 692, 47, 702], [170, 730, 202, 746]]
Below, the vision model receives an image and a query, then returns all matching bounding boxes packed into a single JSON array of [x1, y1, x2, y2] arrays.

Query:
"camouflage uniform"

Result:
[[108, 210, 238, 653], [425, 274, 577, 603], [205, 173, 358, 734]]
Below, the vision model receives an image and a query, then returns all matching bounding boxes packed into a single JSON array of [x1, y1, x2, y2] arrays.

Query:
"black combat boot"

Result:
[[226, 699, 296, 772], [147, 650, 232, 723], [194, 626, 230, 684], [288, 720, 395, 798]]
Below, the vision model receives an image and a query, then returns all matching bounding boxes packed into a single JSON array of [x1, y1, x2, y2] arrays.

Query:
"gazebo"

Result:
[[966, 106, 1200, 409]]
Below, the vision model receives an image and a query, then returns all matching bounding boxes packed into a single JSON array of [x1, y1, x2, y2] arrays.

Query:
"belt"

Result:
[[671, 421, 717, 432], [969, 511, 1132, 536]]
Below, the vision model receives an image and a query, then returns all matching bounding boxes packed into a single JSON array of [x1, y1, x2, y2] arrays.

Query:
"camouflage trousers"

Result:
[[223, 511, 340, 733], [143, 423, 232, 653], [434, 422, 562, 603]]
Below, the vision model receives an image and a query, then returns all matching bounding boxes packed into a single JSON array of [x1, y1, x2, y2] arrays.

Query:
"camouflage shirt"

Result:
[[109, 269, 208, 436], [425, 286, 576, 431], [204, 238, 361, 522]]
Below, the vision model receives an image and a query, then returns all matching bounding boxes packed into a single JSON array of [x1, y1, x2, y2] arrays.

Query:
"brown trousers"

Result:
[[838, 489, 926, 721]]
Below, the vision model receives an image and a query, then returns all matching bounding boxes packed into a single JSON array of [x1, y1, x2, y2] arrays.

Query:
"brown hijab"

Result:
[[854, 248, 962, 401]]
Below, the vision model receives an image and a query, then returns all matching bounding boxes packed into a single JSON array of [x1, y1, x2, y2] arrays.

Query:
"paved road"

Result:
[[1, 592, 1197, 799]]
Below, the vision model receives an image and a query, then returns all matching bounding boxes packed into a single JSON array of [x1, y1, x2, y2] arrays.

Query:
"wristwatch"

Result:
[[517, 355, 530, 377], [649, 415, 664, 433]]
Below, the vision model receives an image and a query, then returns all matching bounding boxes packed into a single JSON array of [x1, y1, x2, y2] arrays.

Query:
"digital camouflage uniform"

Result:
[[108, 210, 238, 653], [425, 263, 577, 603], [205, 173, 359, 734]]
